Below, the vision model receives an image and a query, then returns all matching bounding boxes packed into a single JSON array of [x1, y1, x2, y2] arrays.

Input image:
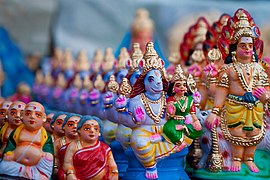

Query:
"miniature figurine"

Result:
[[63, 115, 118, 180], [163, 65, 203, 150], [0, 100, 12, 128], [8, 82, 32, 104], [44, 110, 55, 135], [206, 9, 268, 173], [0, 102, 54, 179], [54, 113, 82, 180], [0, 101, 26, 156], [50, 111, 66, 142]]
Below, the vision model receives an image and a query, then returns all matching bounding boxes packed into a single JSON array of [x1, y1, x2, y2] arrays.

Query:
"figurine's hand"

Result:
[[175, 125, 185, 130], [42, 152, 53, 161], [3, 151, 14, 161], [188, 65, 201, 77], [67, 173, 77, 180], [115, 95, 127, 109], [205, 113, 219, 130], [167, 103, 176, 116], [104, 92, 114, 105], [150, 134, 162, 143], [203, 64, 218, 77], [253, 87, 269, 103], [89, 89, 100, 101], [191, 120, 202, 131], [193, 91, 202, 104], [134, 106, 145, 123]]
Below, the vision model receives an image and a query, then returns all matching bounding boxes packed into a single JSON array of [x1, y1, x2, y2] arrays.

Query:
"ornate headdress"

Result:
[[139, 42, 164, 75], [218, 8, 263, 60], [117, 48, 130, 71], [127, 43, 143, 73], [207, 48, 222, 63], [171, 65, 186, 82], [107, 75, 119, 93]]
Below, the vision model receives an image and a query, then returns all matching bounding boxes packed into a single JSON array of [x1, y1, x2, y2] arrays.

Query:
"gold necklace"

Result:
[[140, 92, 166, 124], [175, 96, 188, 112], [233, 62, 255, 92]]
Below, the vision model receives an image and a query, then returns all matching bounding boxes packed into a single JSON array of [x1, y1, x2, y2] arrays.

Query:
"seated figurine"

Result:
[[0, 101, 26, 156], [63, 115, 118, 180], [0, 101, 54, 179], [54, 113, 82, 179]]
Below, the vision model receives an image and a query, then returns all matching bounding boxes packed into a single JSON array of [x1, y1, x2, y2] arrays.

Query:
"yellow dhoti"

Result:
[[130, 125, 176, 168]]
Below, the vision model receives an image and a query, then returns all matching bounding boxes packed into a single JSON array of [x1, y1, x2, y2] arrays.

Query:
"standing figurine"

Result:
[[50, 111, 66, 142], [206, 9, 268, 173], [163, 65, 203, 150], [0, 101, 26, 156], [0, 102, 54, 179], [63, 115, 118, 180]]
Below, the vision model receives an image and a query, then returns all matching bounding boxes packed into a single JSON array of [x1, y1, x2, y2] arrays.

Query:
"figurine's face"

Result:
[[64, 116, 80, 138], [144, 70, 163, 95], [53, 114, 66, 135], [0, 101, 12, 122], [80, 120, 100, 145], [173, 80, 187, 96], [116, 69, 128, 84], [23, 102, 45, 131], [236, 37, 254, 62], [130, 70, 141, 85], [7, 102, 26, 127], [44, 113, 54, 134]]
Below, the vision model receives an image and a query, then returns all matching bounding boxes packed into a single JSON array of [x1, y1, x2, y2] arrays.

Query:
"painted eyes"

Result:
[[84, 127, 90, 131], [148, 76, 154, 82]]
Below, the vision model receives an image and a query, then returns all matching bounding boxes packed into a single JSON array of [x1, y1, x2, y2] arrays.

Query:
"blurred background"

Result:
[[0, 0, 270, 98]]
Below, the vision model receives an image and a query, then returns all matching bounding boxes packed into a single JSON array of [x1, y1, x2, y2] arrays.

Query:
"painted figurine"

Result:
[[44, 110, 54, 135], [63, 115, 118, 180], [0, 101, 26, 156], [54, 113, 82, 179], [0, 102, 54, 179], [206, 9, 268, 173], [163, 65, 203, 150], [0, 100, 12, 128], [50, 111, 66, 142]]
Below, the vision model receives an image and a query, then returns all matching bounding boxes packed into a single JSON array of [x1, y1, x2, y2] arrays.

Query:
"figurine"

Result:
[[0, 102, 54, 179], [8, 82, 32, 104], [75, 49, 90, 78], [63, 115, 118, 180], [44, 110, 55, 135], [32, 70, 44, 102], [0, 101, 26, 156], [54, 113, 82, 180], [115, 42, 180, 179], [50, 111, 66, 142], [163, 65, 203, 150], [0, 100, 12, 128], [206, 9, 268, 173], [61, 49, 75, 81]]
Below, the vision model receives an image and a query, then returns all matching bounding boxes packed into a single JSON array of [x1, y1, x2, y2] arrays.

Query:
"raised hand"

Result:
[[115, 95, 127, 109], [167, 103, 176, 116], [134, 106, 145, 123]]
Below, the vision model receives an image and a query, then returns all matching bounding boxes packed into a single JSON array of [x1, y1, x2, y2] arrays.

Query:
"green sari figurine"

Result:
[[163, 65, 203, 151]]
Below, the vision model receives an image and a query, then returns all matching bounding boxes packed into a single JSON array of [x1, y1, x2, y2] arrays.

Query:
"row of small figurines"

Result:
[[0, 100, 118, 179]]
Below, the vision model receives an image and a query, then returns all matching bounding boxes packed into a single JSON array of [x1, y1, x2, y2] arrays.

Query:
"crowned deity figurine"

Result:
[[0, 102, 54, 179], [206, 9, 269, 174], [63, 115, 118, 180]]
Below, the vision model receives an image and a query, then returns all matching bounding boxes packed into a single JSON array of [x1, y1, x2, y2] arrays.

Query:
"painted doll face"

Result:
[[80, 120, 100, 145], [53, 114, 66, 135], [173, 80, 187, 96], [8, 101, 26, 127], [0, 101, 12, 122], [64, 116, 80, 138], [44, 112, 54, 134], [144, 69, 163, 94], [236, 37, 254, 62], [23, 102, 45, 131]]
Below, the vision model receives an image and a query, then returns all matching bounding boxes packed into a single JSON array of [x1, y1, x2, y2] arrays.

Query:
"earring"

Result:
[[172, 88, 175, 93], [99, 133, 101, 136], [231, 51, 236, 62], [5, 115, 8, 119], [252, 51, 256, 62]]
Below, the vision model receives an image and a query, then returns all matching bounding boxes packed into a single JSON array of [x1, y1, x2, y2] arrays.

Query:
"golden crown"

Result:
[[207, 48, 221, 62], [129, 43, 143, 73], [171, 65, 186, 82], [140, 42, 164, 74], [107, 75, 119, 93], [117, 48, 130, 70]]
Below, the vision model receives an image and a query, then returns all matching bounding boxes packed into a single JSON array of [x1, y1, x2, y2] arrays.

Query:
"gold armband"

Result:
[[217, 73, 229, 88], [211, 107, 220, 115], [66, 170, 75, 176]]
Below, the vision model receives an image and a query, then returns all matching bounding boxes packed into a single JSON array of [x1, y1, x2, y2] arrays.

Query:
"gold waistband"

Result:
[[173, 115, 185, 120], [226, 96, 260, 110]]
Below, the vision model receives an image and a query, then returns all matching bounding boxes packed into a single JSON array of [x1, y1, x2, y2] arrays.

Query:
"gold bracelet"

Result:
[[66, 170, 75, 176], [211, 107, 220, 115], [112, 169, 119, 174]]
